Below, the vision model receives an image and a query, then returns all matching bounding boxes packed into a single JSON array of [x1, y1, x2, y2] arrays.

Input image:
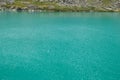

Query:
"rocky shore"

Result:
[[0, 0, 120, 12]]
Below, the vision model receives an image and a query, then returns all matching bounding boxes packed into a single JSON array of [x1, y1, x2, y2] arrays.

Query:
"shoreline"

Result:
[[0, 1, 120, 12], [0, 8, 120, 12]]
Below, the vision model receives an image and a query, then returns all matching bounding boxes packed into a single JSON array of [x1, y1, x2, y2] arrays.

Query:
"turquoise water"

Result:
[[0, 11, 120, 80]]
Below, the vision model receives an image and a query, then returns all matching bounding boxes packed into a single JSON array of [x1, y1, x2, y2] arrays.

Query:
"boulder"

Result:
[[0, 2, 6, 5], [48, 5, 55, 9]]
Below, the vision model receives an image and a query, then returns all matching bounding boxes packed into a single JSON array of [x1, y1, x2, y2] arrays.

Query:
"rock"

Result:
[[0, 2, 6, 5], [48, 5, 55, 9], [16, 7, 22, 11], [21, 1, 30, 4], [115, 2, 120, 8], [7, 0, 14, 4], [22, 7, 28, 10], [105, 7, 113, 11], [10, 6, 15, 9], [27, 4, 38, 10]]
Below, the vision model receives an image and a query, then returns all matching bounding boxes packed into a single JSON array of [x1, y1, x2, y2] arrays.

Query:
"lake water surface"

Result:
[[0, 12, 120, 80]]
